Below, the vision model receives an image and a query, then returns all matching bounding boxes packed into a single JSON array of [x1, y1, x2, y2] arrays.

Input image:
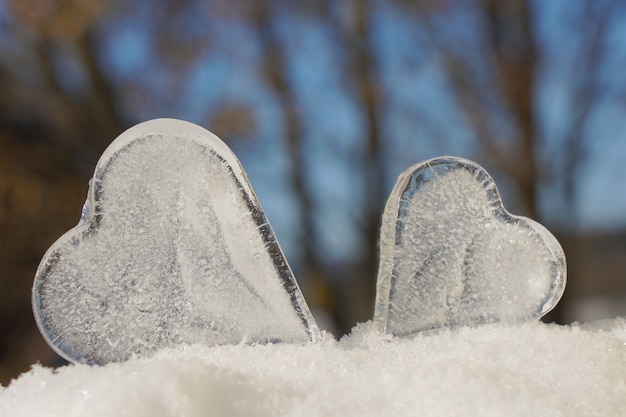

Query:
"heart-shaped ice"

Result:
[[33, 119, 320, 364], [373, 157, 566, 336]]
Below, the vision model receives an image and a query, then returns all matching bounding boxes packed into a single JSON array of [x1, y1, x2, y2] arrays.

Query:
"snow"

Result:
[[375, 157, 566, 335], [32, 119, 319, 365], [2, 319, 626, 417]]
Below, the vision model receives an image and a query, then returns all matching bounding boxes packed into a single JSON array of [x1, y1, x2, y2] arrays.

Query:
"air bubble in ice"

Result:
[[32, 118, 320, 365], [373, 157, 566, 336]]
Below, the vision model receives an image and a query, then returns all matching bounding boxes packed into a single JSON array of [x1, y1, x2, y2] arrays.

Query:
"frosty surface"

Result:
[[33, 118, 320, 365], [374, 157, 566, 336]]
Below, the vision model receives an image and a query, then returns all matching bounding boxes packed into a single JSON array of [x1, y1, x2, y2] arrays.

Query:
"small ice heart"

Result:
[[374, 157, 566, 336], [33, 118, 320, 365]]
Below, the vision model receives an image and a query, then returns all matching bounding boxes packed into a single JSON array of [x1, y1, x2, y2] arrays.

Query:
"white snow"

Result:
[[2, 319, 625, 417]]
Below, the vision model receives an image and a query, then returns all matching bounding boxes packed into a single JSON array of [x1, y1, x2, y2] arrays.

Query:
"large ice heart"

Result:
[[373, 157, 566, 336], [33, 119, 320, 365]]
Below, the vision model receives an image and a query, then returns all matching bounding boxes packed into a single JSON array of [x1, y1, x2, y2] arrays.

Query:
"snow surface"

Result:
[[2, 319, 626, 417], [375, 157, 566, 336]]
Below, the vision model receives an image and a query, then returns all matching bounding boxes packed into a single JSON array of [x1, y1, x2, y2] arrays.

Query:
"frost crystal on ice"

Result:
[[374, 157, 566, 336], [33, 118, 320, 365]]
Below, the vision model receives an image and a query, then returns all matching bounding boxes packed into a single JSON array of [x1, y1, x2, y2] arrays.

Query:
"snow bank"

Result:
[[2, 319, 625, 417]]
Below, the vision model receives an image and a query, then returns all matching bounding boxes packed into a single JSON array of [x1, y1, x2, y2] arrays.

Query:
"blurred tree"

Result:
[[1, 0, 121, 383], [235, 0, 626, 328], [242, 0, 387, 330]]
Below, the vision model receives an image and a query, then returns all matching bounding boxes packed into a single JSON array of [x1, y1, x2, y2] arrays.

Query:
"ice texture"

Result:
[[374, 157, 566, 336], [32, 118, 320, 365], [2, 320, 626, 417]]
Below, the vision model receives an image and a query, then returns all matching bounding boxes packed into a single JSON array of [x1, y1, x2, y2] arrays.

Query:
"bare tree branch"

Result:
[[247, 1, 319, 268]]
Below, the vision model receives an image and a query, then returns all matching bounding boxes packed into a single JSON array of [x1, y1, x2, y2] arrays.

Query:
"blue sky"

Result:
[[85, 1, 626, 260], [2, 0, 626, 268]]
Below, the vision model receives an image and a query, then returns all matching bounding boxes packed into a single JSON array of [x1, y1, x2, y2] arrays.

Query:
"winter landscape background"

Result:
[[1, 0, 626, 385]]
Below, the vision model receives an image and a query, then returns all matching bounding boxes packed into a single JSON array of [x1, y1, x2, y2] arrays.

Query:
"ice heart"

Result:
[[373, 157, 566, 336], [33, 118, 320, 365]]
